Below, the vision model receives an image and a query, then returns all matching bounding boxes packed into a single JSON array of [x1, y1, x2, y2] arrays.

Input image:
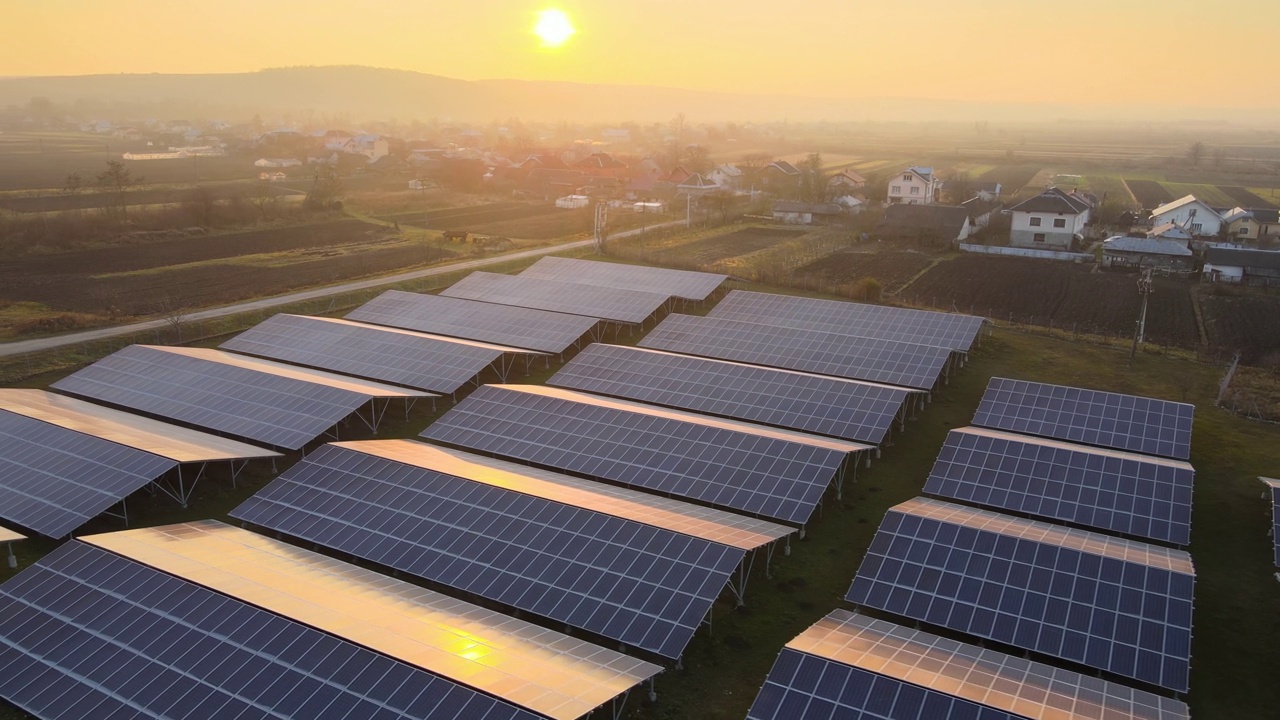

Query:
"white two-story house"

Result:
[[1150, 195, 1224, 238], [887, 166, 938, 205], [1006, 187, 1094, 250]]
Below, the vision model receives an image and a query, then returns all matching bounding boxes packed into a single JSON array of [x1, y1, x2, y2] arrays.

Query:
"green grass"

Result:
[[1159, 182, 1237, 207], [1081, 175, 1137, 207], [2, 296, 1279, 719]]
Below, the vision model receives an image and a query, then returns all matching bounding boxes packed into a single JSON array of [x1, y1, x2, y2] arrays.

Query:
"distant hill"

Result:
[[1, 66, 1275, 125]]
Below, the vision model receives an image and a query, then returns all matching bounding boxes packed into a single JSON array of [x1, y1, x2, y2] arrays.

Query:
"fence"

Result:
[[959, 244, 1093, 263]]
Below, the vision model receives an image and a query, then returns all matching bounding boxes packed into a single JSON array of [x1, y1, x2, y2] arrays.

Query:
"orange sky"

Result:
[[5, 0, 1278, 106]]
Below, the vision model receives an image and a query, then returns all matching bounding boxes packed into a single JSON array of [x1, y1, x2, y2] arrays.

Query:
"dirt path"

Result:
[[0, 221, 683, 358]]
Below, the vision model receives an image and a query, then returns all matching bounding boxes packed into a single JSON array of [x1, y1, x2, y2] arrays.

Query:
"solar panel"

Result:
[[520, 256, 727, 301], [344, 440, 794, 551], [0, 410, 176, 538], [639, 314, 952, 390], [973, 377, 1195, 460], [0, 542, 541, 720], [1262, 477, 1280, 568], [924, 427, 1195, 545], [231, 442, 743, 660], [549, 344, 916, 446], [51, 345, 429, 450], [221, 314, 541, 394], [747, 609, 1189, 720], [441, 271, 669, 324], [846, 497, 1195, 692], [85, 521, 661, 720], [422, 384, 865, 525], [708, 289, 986, 352], [347, 290, 599, 353], [0, 389, 280, 464]]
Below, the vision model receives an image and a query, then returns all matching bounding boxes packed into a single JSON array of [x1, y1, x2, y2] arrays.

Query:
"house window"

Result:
[[1191, 223, 1202, 233], [1033, 233, 1046, 242], [910, 187, 920, 195], [1053, 218, 1066, 228], [1030, 217, 1042, 227], [891, 185, 901, 194], [1238, 227, 1249, 236], [903, 174, 912, 182]]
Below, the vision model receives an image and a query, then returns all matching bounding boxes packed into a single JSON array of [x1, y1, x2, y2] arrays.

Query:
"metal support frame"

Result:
[[6, 542, 17, 569], [151, 463, 208, 508]]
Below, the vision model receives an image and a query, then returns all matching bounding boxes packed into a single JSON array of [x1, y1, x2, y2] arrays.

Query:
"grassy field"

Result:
[[1159, 182, 1237, 207], [2, 300, 1279, 719]]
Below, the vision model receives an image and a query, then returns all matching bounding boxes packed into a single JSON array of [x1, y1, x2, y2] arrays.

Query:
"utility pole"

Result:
[[1129, 268, 1153, 366], [686, 194, 692, 228], [593, 201, 608, 254]]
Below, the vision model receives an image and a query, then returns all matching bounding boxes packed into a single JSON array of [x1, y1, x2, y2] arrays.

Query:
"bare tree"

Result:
[[185, 186, 217, 226], [63, 173, 83, 194], [798, 152, 825, 203], [96, 160, 142, 224], [1187, 142, 1205, 167], [156, 291, 188, 343]]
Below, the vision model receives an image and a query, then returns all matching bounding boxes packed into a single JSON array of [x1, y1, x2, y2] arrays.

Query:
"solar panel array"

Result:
[[220, 313, 527, 394], [639, 314, 952, 390], [347, 290, 599, 354], [0, 542, 540, 720], [845, 497, 1195, 692], [0, 389, 280, 464], [231, 442, 743, 659], [344, 440, 794, 552], [1263, 477, 1280, 568], [548, 344, 914, 446], [442, 271, 669, 324], [708, 289, 986, 352], [747, 609, 1189, 720], [924, 427, 1195, 546], [86, 521, 661, 720], [51, 345, 424, 450], [973, 378, 1195, 460], [0, 410, 176, 538], [519, 257, 727, 302], [421, 384, 858, 525]]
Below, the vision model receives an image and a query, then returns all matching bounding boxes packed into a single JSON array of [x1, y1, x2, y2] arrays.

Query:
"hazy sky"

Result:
[[6, 0, 1278, 106]]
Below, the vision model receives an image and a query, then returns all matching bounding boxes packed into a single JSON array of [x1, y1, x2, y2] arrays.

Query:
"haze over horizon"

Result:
[[7, 0, 1279, 111]]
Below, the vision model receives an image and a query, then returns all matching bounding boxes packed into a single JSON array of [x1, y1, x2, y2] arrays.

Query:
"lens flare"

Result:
[[534, 9, 575, 48]]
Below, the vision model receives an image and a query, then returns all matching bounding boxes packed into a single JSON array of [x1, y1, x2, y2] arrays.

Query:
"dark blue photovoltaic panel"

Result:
[[923, 428, 1195, 545], [421, 385, 852, 525], [973, 378, 1195, 460], [348, 290, 599, 354], [0, 410, 175, 538], [845, 498, 1195, 692], [231, 443, 743, 660], [0, 542, 540, 720], [51, 345, 378, 450], [519, 257, 727, 301], [548, 344, 913, 446], [747, 648, 1020, 720], [220, 314, 511, 394], [639, 314, 951, 390], [708, 290, 985, 352], [442, 271, 669, 324]]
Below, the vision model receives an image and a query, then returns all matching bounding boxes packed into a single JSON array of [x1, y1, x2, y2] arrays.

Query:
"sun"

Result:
[[533, 9, 575, 48]]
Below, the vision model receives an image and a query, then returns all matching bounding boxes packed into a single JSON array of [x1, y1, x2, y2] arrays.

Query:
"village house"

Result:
[[676, 173, 719, 198], [876, 204, 972, 246], [706, 165, 745, 191], [1005, 187, 1094, 250], [960, 197, 1003, 229], [887, 166, 939, 205], [974, 182, 1002, 201], [826, 169, 868, 194], [1101, 235, 1194, 272], [771, 201, 845, 225], [759, 160, 802, 194], [572, 152, 629, 180], [1222, 207, 1280, 243], [1203, 247, 1280, 287], [1149, 195, 1224, 238], [254, 157, 301, 168]]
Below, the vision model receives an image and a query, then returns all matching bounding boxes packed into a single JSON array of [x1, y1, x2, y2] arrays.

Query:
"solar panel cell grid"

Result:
[[347, 290, 599, 354], [846, 497, 1194, 692], [639, 314, 952, 390], [549, 344, 914, 446], [0, 542, 541, 720], [0, 410, 176, 538], [520, 257, 727, 301], [421, 385, 852, 525], [750, 609, 1189, 720], [220, 314, 514, 394], [442, 271, 669, 324], [973, 378, 1195, 460], [50, 345, 395, 450], [924, 427, 1195, 545], [231, 443, 743, 659], [708, 290, 986, 352]]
